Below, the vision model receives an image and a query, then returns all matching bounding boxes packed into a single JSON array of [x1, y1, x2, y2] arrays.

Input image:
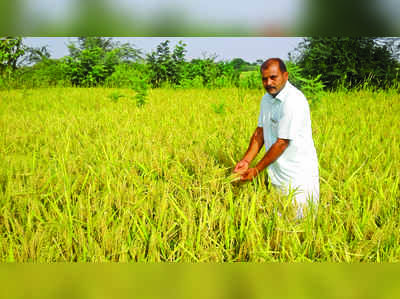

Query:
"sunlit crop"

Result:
[[0, 87, 399, 262]]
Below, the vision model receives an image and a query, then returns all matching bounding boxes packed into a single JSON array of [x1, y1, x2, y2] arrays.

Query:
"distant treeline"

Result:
[[0, 37, 263, 90], [1, 37, 399, 96]]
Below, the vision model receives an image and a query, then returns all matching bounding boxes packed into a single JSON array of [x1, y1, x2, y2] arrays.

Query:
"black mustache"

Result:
[[266, 86, 275, 89]]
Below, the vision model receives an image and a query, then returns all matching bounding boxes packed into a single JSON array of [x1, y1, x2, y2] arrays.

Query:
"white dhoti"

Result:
[[272, 176, 319, 219]]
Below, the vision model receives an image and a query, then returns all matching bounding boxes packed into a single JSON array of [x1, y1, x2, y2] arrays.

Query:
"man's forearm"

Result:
[[242, 127, 264, 162], [255, 139, 289, 173]]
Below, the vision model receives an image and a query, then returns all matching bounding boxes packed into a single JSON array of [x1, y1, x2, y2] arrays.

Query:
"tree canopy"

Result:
[[291, 37, 399, 90], [0, 37, 24, 73], [62, 37, 143, 86]]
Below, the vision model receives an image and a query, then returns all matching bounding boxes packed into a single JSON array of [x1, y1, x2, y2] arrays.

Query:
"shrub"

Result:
[[239, 71, 261, 89], [286, 61, 325, 104], [292, 37, 400, 90], [131, 78, 149, 107], [105, 63, 148, 88], [61, 37, 142, 87]]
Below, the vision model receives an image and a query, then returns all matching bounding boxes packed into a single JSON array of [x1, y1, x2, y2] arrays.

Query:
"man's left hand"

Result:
[[240, 168, 259, 181]]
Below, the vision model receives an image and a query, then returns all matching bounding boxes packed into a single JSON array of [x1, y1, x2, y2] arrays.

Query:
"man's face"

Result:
[[261, 62, 289, 97]]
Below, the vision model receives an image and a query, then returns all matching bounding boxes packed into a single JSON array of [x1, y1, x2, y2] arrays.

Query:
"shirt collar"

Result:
[[273, 81, 291, 103]]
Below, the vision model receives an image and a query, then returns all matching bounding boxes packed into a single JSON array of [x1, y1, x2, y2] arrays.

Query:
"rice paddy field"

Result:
[[0, 87, 399, 262]]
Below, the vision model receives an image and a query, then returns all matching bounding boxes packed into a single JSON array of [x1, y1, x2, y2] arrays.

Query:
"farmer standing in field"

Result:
[[234, 58, 319, 218]]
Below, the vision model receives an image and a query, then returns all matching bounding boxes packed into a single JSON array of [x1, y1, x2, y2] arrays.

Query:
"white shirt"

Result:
[[257, 81, 319, 188]]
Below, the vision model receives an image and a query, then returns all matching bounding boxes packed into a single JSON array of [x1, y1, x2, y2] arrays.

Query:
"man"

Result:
[[234, 58, 319, 218]]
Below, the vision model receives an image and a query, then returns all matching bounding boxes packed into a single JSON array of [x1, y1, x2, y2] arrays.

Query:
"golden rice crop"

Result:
[[0, 87, 399, 262]]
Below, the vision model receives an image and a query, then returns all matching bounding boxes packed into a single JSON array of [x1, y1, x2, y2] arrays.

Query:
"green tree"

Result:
[[146, 40, 188, 87], [230, 58, 247, 71], [21, 45, 51, 66], [146, 40, 171, 87], [0, 37, 60, 89], [0, 37, 51, 70], [229, 58, 257, 72], [0, 37, 25, 73], [292, 37, 399, 90], [185, 58, 219, 87], [62, 37, 142, 86], [171, 41, 187, 85]]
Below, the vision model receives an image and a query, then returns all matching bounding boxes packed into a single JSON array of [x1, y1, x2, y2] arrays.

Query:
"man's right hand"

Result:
[[233, 159, 250, 174]]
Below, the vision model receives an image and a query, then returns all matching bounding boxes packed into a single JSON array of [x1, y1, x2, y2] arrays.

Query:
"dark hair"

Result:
[[260, 58, 287, 73]]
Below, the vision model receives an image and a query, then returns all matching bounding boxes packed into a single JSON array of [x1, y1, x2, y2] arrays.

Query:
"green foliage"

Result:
[[292, 37, 400, 90], [184, 58, 218, 87], [238, 71, 261, 89], [0, 37, 345, 93], [21, 45, 51, 66], [0, 37, 57, 89], [61, 37, 142, 86], [236, 62, 325, 104], [179, 76, 204, 88], [61, 47, 118, 86], [105, 63, 148, 88], [231, 57, 258, 72], [146, 41, 240, 89], [20, 59, 68, 88], [215, 61, 240, 87], [183, 58, 239, 88], [108, 91, 125, 102], [211, 102, 226, 115], [213, 75, 234, 88], [131, 78, 149, 107], [0, 37, 26, 89], [146, 40, 187, 88], [0, 37, 70, 89], [0, 37, 256, 90], [230, 58, 247, 71], [286, 61, 325, 105], [0, 37, 25, 73]]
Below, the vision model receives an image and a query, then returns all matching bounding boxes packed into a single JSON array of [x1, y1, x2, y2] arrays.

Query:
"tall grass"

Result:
[[0, 87, 399, 262]]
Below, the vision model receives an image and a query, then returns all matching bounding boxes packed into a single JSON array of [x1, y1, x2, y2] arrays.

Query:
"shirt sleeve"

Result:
[[257, 109, 263, 127], [278, 98, 305, 140], [257, 97, 264, 127]]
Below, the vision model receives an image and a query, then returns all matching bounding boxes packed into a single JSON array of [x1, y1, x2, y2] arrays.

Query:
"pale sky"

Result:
[[114, 0, 304, 29], [9, 0, 399, 36], [24, 37, 304, 63], [23, 0, 304, 32]]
